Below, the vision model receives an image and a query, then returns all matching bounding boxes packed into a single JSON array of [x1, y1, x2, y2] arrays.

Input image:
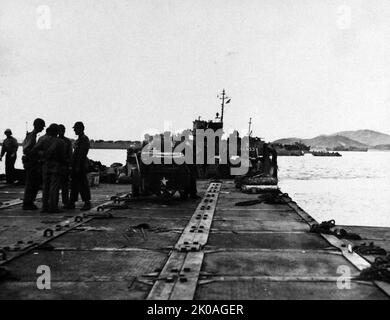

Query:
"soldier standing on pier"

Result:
[[31, 124, 66, 213], [0, 129, 19, 184], [175, 132, 200, 199], [65, 121, 91, 211], [58, 124, 73, 207], [22, 118, 45, 210]]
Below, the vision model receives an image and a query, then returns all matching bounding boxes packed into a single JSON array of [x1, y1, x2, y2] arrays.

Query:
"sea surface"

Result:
[[278, 151, 390, 227], [1, 149, 389, 227]]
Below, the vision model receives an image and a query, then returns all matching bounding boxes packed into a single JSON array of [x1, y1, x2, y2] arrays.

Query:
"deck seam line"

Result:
[[198, 276, 362, 282]]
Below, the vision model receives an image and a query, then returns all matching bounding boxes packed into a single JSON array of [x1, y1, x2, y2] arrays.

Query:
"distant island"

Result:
[[273, 129, 390, 152]]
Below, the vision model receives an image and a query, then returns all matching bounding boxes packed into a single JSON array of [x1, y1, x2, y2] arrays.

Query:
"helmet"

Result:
[[33, 118, 45, 128], [46, 123, 59, 135], [73, 121, 85, 130], [58, 124, 66, 133], [4, 128, 12, 135]]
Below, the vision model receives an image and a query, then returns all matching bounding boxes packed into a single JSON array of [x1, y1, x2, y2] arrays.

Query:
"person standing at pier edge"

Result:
[[31, 124, 66, 213], [65, 121, 91, 211], [0, 129, 19, 184], [22, 118, 45, 210], [58, 124, 73, 207]]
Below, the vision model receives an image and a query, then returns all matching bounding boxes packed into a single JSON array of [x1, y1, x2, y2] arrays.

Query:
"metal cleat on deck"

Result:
[[177, 242, 202, 252], [43, 228, 54, 237]]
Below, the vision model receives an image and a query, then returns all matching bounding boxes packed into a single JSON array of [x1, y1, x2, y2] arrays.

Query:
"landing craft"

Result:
[[125, 90, 278, 198]]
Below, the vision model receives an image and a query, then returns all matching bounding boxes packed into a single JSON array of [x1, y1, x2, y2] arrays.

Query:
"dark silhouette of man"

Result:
[[58, 124, 72, 206], [31, 124, 65, 213], [65, 121, 91, 211], [0, 129, 18, 184], [22, 118, 45, 210], [174, 133, 200, 199]]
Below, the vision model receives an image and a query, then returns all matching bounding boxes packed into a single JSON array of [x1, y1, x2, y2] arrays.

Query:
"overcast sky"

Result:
[[1, 0, 390, 142]]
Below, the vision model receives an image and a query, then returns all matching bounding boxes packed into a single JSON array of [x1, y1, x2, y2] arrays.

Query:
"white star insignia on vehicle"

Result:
[[161, 177, 168, 185]]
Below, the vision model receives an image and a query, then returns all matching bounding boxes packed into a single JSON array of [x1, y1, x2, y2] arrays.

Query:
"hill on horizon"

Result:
[[331, 129, 390, 146], [273, 129, 390, 149]]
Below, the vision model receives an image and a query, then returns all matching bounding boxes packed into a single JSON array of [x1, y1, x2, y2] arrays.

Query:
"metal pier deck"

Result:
[[0, 180, 389, 299]]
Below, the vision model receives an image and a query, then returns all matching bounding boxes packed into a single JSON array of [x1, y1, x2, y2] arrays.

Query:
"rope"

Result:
[[309, 220, 361, 240], [357, 255, 390, 283]]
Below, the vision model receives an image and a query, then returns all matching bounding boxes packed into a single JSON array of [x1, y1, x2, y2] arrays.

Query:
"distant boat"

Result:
[[333, 146, 368, 152], [271, 142, 309, 156], [312, 150, 342, 157]]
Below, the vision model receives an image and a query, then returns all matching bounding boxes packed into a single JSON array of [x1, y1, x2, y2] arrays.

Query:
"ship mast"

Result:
[[217, 89, 230, 124], [248, 117, 252, 137]]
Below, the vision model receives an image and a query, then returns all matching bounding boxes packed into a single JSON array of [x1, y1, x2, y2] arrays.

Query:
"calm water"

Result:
[[2, 149, 389, 227], [278, 151, 390, 227]]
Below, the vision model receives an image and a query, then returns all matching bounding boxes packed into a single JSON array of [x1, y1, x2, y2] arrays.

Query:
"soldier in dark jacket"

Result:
[[0, 129, 19, 184], [22, 118, 45, 210], [174, 133, 200, 199], [58, 124, 73, 206], [31, 124, 66, 213], [65, 122, 91, 211]]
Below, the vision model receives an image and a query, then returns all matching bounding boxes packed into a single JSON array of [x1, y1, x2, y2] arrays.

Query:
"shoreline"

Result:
[[2, 142, 390, 151]]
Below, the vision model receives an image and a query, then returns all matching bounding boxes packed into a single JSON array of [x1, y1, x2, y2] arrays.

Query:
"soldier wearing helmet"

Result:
[[58, 124, 73, 207], [0, 129, 19, 184], [30, 123, 66, 213], [65, 121, 91, 211], [22, 118, 45, 210]]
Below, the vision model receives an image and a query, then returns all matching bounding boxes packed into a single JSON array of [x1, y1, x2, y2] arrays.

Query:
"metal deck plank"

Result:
[[147, 182, 221, 300]]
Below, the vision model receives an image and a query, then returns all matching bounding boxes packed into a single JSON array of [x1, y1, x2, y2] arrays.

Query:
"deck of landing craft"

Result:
[[0, 180, 389, 299]]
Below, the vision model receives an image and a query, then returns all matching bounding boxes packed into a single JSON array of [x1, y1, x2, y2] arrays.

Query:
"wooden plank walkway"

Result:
[[0, 180, 389, 299]]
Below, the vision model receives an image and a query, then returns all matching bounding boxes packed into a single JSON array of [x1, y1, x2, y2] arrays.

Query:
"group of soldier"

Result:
[[1, 118, 91, 213]]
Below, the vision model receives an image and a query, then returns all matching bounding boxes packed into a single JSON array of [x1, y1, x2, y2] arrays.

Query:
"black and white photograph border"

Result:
[[0, 0, 390, 305]]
